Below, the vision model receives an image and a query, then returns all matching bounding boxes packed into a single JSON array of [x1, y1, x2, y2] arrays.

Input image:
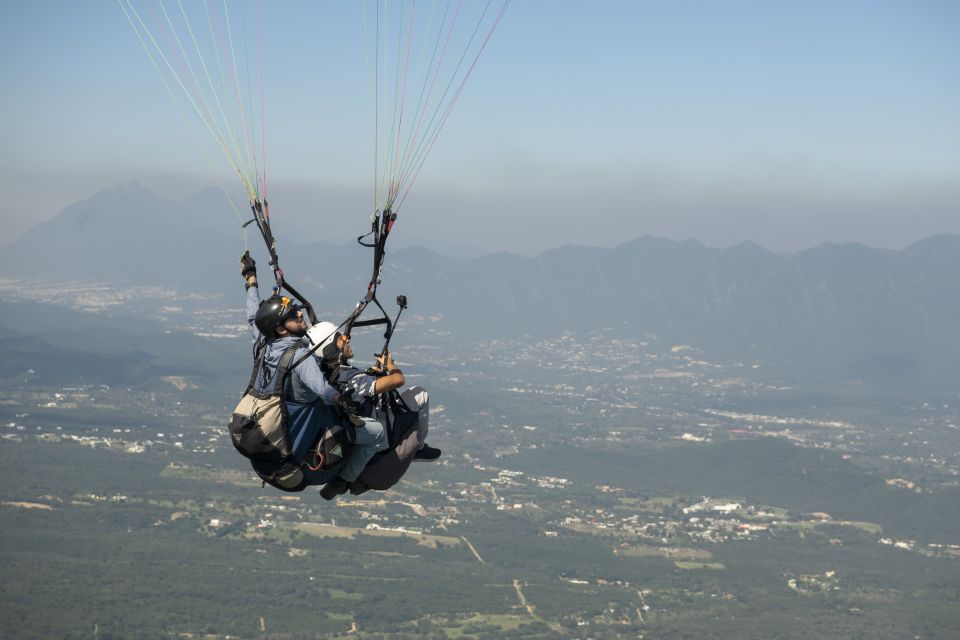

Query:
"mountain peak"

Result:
[[91, 181, 153, 202], [114, 180, 148, 195]]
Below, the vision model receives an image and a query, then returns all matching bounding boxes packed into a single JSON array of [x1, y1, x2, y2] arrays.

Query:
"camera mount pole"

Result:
[[379, 295, 408, 357]]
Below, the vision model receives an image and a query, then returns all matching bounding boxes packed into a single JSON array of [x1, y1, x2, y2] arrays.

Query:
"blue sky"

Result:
[[1, 1, 958, 254]]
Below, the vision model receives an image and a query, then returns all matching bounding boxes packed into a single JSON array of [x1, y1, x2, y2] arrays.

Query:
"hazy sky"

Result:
[[1, 1, 958, 255]]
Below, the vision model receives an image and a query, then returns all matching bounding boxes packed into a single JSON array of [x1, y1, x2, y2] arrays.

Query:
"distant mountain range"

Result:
[[3, 183, 959, 391]]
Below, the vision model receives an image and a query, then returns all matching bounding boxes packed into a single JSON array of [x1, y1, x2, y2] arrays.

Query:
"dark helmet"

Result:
[[255, 295, 298, 337]]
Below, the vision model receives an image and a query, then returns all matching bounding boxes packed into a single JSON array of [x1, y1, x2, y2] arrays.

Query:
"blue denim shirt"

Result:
[[246, 286, 337, 405]]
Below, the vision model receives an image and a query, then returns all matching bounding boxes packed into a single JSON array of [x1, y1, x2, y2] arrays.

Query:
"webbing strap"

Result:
[[273, 346, 299, 396], [351, 317, 390, 328], [247, 199, 317, 324], [244, 343, 298, 399], [244, 338, 267, 394], [345, 209, 395, 337]]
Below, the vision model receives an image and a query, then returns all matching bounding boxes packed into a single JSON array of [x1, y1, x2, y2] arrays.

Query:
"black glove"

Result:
[[240, 251, 257, 279]]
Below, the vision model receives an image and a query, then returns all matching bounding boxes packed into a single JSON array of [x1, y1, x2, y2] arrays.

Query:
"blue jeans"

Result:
[[338, 417, 387, 481]]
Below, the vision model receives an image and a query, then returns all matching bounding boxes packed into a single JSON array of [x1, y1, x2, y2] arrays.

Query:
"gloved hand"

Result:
[[240, 251, 257, 280]]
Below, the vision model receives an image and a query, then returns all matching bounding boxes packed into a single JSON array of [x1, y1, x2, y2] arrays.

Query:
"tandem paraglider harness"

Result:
[[233, 200, 421, 492], [228, 342, 354, 492]]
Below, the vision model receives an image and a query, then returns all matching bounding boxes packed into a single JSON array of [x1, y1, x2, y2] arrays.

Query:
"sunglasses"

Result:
[[279, 297, 302, 322]]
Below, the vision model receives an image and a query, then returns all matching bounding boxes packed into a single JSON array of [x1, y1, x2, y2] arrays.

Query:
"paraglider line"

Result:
[[396, 0, 510, 210], [258, 0, 268, 203]]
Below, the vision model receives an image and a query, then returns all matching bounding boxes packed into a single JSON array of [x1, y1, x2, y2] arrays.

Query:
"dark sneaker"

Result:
[[319, 477, 349, 500], [348, 480, 371, 496], [414, 444, 442, 461]]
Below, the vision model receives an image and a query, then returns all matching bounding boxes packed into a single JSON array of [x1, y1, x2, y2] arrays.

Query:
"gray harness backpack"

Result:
[[228, 344, 308, 491], [229, 342, 354, 491]]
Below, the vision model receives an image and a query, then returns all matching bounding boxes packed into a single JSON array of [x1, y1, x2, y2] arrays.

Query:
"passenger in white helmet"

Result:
[[307, 322, 440, 465]]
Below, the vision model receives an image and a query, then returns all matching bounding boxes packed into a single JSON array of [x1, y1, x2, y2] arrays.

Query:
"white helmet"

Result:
[[306, 321, 340, 357]]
